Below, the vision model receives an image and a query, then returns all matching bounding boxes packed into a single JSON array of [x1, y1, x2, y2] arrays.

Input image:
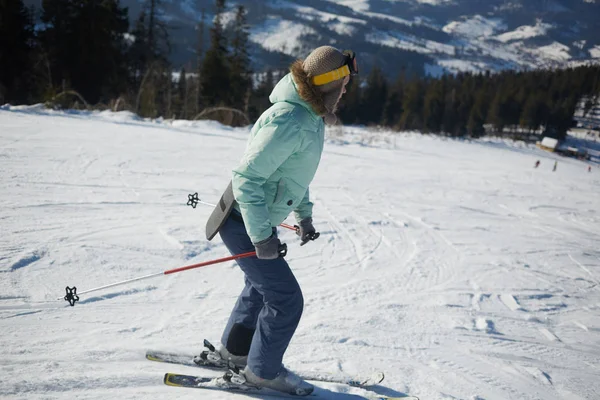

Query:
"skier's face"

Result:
[[341, 75, 350, 95], [333, 76, 350, 112]]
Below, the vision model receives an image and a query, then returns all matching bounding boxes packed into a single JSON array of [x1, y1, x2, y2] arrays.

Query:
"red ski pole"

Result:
[[61, 249, 288, 307], [164, 251, 256, 275]]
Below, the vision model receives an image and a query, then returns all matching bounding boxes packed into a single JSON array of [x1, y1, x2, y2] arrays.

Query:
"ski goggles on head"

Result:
[[343, 50, 358, 75], [312, 49, 359, 86]]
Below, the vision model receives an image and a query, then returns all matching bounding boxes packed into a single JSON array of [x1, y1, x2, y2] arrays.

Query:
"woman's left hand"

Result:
[[296, 218, 320, 246]]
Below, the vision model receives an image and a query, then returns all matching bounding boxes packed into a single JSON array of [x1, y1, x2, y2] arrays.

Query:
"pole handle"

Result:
[[278, 243, 288, 258]]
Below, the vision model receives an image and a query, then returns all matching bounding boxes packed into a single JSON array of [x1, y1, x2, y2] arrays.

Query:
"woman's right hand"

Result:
[[254, 234, 287, 259]]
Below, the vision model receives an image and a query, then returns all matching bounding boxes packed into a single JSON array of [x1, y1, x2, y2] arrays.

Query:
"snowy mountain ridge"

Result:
[[22, 0, 600, 77], [140, 0, 600, 76]]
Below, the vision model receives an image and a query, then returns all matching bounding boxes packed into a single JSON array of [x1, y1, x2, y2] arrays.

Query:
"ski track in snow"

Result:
[[1, 106, 599, 400]]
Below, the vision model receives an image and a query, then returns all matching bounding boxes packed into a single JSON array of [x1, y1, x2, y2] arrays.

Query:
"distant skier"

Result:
[[589, 165, 592, 173], [534, 160, 540, 168], [203, 46, 357, 395], [553, 161, 558, 172]]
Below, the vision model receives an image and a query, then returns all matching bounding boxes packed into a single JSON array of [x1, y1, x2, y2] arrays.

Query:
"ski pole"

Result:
[[187, 192, 298, 232], [60, 246, 286, 307]]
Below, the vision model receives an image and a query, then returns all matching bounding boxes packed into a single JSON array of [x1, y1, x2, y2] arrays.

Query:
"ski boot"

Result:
[[242, 364, 314, 396]]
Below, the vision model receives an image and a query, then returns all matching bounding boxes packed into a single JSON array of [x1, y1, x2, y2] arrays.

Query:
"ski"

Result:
[[146, 349, 223, 369], [147, 339, 385, 388], [164, 372, 419, 400]]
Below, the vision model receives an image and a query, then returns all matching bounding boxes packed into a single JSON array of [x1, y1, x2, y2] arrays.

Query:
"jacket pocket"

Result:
[[277, 178, 307, 209]]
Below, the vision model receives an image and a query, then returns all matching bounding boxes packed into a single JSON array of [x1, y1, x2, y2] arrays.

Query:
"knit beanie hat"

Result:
[[302, 46, 348, 125]]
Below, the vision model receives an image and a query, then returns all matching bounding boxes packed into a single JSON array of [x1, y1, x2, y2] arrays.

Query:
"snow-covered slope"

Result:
[[1, 106, 599, 399]]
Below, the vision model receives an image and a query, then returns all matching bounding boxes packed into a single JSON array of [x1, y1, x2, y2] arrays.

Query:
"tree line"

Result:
[[0, 0, 272, 124], [2, 0, 600, 138], [338, 64, 600, 140]]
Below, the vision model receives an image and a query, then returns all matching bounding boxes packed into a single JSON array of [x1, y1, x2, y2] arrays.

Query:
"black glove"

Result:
[[254, 233, 287, 260], [295, 218, 320, 246]]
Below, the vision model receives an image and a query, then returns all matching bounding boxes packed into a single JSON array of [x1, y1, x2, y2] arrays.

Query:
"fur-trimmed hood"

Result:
[[268, 60, 344, 125], [289, 59, 328, 116]]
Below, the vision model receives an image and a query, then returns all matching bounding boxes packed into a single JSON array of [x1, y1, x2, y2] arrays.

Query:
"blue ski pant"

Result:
[[218, 210, 304, 379]]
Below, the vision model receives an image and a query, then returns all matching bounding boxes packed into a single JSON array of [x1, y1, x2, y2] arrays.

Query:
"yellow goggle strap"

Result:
[[312, 65, 350, 86]]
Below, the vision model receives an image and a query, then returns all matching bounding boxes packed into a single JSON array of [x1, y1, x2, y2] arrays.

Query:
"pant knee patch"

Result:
[[226, 323, 255, 356]]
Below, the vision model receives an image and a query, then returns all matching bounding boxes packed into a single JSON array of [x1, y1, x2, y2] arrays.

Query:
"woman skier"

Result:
[[204, 46, 358, 395]]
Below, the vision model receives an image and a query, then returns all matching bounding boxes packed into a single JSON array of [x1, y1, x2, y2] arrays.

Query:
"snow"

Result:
[[326, 0, 451, 7], [365, 30, 455, 56], [243, 3, 599, 74], [443, 15, 507, 39], [532, 42, 572, 62], [249, 16, 317, 56], [435, 37, 579, 72], [541, 137, 559, 149], [1, 105, 600, 400], [268, 1, 367, 36], [123, 33, 135, 45], [362, 11, 413, 27], [322, 0, 371, 12], [414, 0, 452, 4], [573, 40, 587, 50], [366, 31, 433, 54], [494, 20, 553, 43], [437, 59, 489, 73], [218, 10, 238, 29], [270, 1, 367, 26]]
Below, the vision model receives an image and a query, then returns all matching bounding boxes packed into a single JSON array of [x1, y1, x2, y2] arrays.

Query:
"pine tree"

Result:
[[39, 0, 129, 104], [38, 0, 72, 97], [381, 71, 405, 128], [130, 11, 150, 88], [520, 94, 545, 132], [195, 7, 206, 115], [130, 0, 172, 117], [454, 74, 474, 136], [337, 77, 361, 125], [200, 0, 230, 107], [361, 65, 387, 125], [398, 78, 424, 130], [423, 79, 444, 133], [176, 66, 187, 119], [488, 91, 508, 133], [0, 0, 35, 104], [467, 88, 488, 137], [229, 5, 251, 113], [145, 0, 170, 64], [547, 96, 577, 140], [248, 69, 274, 121]]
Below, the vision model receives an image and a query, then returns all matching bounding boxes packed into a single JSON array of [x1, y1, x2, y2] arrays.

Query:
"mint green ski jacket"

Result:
[[232, 73, 325, 243]]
